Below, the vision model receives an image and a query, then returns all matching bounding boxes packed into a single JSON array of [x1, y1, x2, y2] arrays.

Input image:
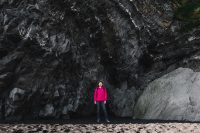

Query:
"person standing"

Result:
[[94, 81, 110, 123]]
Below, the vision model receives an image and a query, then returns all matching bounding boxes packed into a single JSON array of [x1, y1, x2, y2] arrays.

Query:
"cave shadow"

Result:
[[1, 100, 200, 124], [1, 102, 200, 124], [1, 116, 200, 124]]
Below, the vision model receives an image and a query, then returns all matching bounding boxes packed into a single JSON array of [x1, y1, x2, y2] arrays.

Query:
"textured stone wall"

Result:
[[0, 0, 199, 120]]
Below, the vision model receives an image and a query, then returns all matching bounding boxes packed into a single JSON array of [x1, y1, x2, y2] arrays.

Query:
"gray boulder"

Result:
[[133, 68, 200, 121]]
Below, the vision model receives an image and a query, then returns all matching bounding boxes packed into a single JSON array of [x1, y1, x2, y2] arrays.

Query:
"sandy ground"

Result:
[[1, 123, 200, 133], [0, 117, 200, 133]]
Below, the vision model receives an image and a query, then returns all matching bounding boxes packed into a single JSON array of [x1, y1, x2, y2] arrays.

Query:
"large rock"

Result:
[[0, 0, 200, 120], [133, 68, 200, 121]]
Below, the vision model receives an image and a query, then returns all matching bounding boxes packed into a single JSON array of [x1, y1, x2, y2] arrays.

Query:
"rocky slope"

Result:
[[0, 0, 200, 120]]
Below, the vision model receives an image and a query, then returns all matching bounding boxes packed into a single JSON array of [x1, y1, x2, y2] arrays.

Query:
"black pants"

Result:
[[96, 101, 109, 120]]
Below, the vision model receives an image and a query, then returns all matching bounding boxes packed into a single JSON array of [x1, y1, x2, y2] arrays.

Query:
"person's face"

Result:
[[98, 82, 103, 87]]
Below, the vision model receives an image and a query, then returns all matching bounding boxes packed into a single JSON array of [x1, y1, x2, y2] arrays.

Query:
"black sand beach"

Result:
[[0, 117, 200, 133]]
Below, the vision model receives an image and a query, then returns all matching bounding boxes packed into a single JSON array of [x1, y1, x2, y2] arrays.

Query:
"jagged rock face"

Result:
[[0, 0, 200, 120], [133, 68, 200, 121]]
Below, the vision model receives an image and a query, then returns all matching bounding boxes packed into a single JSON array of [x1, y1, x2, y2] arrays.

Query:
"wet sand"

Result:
[[0, 117, 200, 133]]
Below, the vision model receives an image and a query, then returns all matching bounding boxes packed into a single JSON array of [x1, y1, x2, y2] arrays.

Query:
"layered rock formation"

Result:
[[0, 0, 200, 120]]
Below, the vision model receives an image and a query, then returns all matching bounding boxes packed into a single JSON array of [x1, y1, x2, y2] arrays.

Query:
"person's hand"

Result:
[[104, 101, 106, 104], [94, 101, 96, 104]]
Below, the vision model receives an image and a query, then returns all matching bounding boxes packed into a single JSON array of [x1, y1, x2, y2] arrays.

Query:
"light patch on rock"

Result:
[[188, 36, 195, 41], [39, 104, 54, 117], [54, 90, 60, 97], [9, 88, 25, 101]]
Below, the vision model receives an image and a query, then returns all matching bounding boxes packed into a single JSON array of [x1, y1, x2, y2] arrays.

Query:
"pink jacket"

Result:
[[94, 85, 108, 102]]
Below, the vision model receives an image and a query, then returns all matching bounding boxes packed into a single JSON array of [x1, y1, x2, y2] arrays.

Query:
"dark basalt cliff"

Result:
[[0, 0, 200, 121]]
